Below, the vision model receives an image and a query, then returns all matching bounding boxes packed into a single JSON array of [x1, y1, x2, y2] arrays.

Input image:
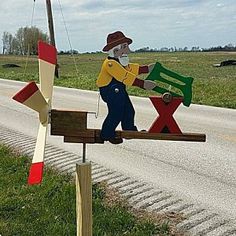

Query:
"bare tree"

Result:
[[2, 31, 13, 54], [2, 26, 49, 55], [2, 32, 7, 54], [15, 27, 24, 55]]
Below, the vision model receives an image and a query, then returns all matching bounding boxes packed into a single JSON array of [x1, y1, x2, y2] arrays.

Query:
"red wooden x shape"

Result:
[[148, 96, 183, 134]]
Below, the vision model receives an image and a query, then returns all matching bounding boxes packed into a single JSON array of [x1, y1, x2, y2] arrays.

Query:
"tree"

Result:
[[2, 31, 8, 54], [16, 26, 49, 55], [2, 31, 13, 54], [2, 26, 49, 55]]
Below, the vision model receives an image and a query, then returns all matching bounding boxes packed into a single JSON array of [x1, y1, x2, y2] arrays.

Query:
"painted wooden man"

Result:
[[97, 31, 156, 144]]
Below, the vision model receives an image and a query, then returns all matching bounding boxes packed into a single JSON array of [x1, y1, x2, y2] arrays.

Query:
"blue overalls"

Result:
[[99, 78, 137, 140]]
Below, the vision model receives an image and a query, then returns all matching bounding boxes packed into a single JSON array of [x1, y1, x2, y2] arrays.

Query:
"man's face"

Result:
[[113, 43, 131, 58], [113, 43, 131, 66]]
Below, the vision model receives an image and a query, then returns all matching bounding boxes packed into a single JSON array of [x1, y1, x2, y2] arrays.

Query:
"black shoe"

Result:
[[108, 137, 123, 144]]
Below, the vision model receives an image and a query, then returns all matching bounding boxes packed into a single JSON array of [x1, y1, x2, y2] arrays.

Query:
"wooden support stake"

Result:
[[76, 163, 92, 236]]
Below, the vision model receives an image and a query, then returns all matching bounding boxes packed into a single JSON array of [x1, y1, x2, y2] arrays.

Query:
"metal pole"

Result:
[[82, 143, 86, 163]]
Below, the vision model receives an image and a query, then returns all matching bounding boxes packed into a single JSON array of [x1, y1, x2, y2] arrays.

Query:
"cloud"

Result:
[[0, 0, 235, 52]]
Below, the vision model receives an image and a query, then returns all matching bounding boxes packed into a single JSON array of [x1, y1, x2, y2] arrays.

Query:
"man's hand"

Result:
[[143, 80, 156, 90], [148, 63, 155, 73]]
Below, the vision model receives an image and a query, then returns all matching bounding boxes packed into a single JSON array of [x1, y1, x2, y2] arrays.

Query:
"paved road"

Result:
[[1, 79, 236, 229]]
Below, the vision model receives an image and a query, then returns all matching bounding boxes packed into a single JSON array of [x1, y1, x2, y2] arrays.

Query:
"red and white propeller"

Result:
[[12, 41, 57, 185]]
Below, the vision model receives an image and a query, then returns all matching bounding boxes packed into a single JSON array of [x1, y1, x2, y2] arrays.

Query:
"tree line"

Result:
[[2, 26, 236, 55], [2, 26, 49, 55], [135, 44, 236, 53]]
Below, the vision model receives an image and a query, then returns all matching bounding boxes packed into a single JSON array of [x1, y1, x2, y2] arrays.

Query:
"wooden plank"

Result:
[[63, 130, 96, 138], [50, 109, 206, 142], [119, 131, 206, 142], [64, 136, 104, 144], [62, 129, 206, 143], [76, 163, 92, 236], [64, 129, 104, 143], [51, 109, 88, 136]]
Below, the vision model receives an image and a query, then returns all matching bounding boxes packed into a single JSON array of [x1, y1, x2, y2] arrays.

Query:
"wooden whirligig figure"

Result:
[[12, 37, 206, 184], [97, 31, 196, 142], [97, 31, 156, 144], [12, 38, 205, 236], [48, 29, 205, 145]]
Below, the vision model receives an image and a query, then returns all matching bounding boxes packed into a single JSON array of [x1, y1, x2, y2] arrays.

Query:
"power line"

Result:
[[23, 0, 36, 76], [57, 0, 80, 84]]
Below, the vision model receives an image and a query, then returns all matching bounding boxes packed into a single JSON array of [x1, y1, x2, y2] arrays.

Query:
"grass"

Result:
[[0, 144, 173, 236], [0, 51, 235, 108]]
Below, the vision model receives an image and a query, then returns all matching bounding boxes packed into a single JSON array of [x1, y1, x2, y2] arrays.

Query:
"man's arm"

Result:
[[139, 65, 149, 74], [127, 63, 155, 75], [138, 63, 155, 74], [133, 78, 156, 90], [104, 59, 137, 86], [105, 59, 156, 90]]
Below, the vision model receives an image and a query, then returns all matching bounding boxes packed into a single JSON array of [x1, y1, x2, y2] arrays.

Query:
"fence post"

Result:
[[76, 162, 92, 236]]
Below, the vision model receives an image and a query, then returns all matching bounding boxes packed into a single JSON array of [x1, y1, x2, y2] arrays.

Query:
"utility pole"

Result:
[[46, 0, 55, 46], [46, 0, 59, 77]]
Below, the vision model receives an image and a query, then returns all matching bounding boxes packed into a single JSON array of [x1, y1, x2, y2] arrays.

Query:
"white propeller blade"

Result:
[[28, 123, 48, 184], [12, 82, 48, 124], [12, 41, 57, 185], [38, 41, 57, 104], [28, 41, 57, 185]]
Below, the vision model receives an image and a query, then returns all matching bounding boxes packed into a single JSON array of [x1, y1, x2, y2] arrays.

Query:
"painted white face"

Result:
[[118, 54, 129, 66], [108, 43, 131, 66], [114, 43, 131, 66]]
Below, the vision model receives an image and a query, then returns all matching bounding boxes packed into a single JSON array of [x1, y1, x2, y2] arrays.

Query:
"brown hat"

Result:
[[103, 31, 132, 52]]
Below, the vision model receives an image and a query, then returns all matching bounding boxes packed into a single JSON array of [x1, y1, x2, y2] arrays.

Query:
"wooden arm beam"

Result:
[[50, 110, 206, 144], [63, 129, 206, 143]]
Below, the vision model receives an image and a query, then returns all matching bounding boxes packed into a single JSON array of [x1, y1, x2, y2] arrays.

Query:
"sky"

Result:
[[0, 0, 235, 52]]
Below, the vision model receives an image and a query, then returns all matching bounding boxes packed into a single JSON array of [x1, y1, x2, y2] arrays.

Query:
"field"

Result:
[[0, 51, 236, 108]]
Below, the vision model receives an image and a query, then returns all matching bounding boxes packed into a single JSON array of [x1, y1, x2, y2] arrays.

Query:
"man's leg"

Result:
[[100, 85, 125, 142], [121, 94, 138, 131]]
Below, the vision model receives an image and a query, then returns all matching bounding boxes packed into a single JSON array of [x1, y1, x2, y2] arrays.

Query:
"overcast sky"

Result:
[[0, 0, 235, 52]]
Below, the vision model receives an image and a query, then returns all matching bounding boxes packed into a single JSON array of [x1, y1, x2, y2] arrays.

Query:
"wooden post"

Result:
[[46, 0, 56, 47], [76, 163, 92, 236], [45, 0, 59, 78]]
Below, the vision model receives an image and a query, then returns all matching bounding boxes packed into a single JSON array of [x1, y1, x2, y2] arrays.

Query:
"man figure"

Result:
[[97, 31, 156, 144]]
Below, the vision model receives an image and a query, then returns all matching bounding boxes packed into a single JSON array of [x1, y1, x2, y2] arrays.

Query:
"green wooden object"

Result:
[[146, 62, 194, 107]]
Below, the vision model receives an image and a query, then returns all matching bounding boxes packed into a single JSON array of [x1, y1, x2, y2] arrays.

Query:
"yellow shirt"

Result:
[[96, 58, 140, 87]]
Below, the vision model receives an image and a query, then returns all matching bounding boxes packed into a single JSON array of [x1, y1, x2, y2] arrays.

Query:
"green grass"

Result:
[[0, 51, 235, 108], [0, 145, 170, 236]]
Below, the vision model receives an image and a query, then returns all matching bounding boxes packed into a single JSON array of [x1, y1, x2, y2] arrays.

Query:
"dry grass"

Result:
[[99, 181, 188, 236]]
